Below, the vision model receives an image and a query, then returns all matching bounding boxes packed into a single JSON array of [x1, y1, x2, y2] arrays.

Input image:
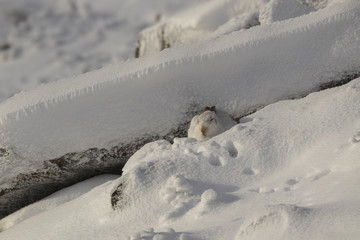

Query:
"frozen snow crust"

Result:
[[1, 76, 359, 239]]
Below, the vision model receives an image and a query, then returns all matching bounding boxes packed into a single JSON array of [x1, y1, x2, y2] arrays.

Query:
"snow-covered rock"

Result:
[[0, 126, 188, 219], [259, 0, 314, 25], [136, 0, 315, 57], [135, 0, 265, 57]]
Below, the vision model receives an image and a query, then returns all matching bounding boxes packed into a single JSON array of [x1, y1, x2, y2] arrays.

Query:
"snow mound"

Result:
[[122, 140, 172, 175]]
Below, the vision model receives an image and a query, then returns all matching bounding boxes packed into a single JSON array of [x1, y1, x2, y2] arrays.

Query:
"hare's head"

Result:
[[198, 106, 222, 139], [188, 106, 236, 140]]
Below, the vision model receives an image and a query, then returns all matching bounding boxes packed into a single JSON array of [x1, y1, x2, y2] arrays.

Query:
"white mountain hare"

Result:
[[188, 106, 237, 140]]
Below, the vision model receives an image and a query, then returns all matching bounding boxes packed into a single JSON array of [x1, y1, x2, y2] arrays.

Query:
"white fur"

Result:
[[188, 109, 236, 140]]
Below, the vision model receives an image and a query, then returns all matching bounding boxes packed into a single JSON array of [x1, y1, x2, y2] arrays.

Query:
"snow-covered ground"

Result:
[[0, 0, 360, 239], [0, 174, 119, 231], [0, 0, 206, 102]]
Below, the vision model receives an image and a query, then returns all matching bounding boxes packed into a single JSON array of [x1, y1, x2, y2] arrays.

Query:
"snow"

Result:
[[1, 77, 359, 239], [0, 0, 360, 239], [258, 0, 314, 25], [137, 0, 315, 56], [0, 174, 119, 231], [0, 0, 207, 102], [1, 0, 360, 185]]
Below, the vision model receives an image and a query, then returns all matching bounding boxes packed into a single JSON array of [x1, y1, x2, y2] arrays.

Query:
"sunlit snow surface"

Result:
[[0, 0, 360, 239], [0, 0, 206, 102], [1, 77, 359, 240], [1, 0, 360, 181]]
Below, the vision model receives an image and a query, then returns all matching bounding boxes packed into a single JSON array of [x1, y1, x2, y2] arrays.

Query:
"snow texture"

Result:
[[1, 75, 359, 240], [0, 0, 206, 102], [0, 0, 360, 239], [136, 0, 315, 57], [1, 0, 360, 186], [0, 174, 119, 231], [259, 0, 314, 25]]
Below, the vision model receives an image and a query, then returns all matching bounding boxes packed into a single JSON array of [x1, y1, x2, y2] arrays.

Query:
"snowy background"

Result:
[[0, 0, 360, 239], [0, 0, 206, 102]]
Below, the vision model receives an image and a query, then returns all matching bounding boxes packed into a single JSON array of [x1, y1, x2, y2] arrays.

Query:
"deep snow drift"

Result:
[[1, 76, 359, 240]]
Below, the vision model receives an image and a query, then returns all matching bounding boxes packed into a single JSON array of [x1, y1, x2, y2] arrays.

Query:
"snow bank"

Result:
[[1, 76, 359, 240]]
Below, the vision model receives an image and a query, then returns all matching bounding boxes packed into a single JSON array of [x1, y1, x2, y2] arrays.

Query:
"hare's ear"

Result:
[[210, 106, 216, 112], [204, 106, 210, 111]]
